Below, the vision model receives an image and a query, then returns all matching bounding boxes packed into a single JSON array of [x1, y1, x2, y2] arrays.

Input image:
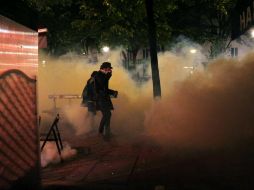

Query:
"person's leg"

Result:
[[99, 108, 111, 136], [103, 110, 111, 138], [87, 102, 96, 132], [87, 112, 95, 131], [99, 110, 106, 134]]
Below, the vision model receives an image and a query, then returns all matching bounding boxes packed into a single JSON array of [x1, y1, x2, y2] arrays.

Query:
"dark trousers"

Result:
[[99, 107, 112, 136]]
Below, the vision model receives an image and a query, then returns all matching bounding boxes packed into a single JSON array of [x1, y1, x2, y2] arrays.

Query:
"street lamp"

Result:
[[102, 46, 110, 53], [42, 60, 46, 67], [251, 29, 254, 38], [190, 48, 197, 54]]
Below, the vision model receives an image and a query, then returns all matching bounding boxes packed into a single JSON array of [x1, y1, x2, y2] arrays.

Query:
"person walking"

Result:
[[87, 62, 118, 140]]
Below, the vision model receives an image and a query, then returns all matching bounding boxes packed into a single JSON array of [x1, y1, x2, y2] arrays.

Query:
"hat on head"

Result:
[[100, 62, 113, 69]]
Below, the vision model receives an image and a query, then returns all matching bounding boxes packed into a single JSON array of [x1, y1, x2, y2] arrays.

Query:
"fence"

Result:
[[0, 69, 40, 190], [0, 14, 39, 190]]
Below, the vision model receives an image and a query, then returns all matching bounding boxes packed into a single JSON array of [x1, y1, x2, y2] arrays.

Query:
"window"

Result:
[[231, 47, 238, 57]]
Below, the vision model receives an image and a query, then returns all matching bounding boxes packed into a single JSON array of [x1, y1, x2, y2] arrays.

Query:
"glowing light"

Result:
[[0, 28, 37, 36], [190, 49, 197, 54], [102, 46, 110, 53], [0, 43, 38, 49], [183, 66, 194, 74], [0, 51, 37, 55], [42, 60, 46, 64], [38, 28, 48, 33], [0, 63, 38, 67], [251, 29, 254, 38], [21, 45, 38, 49]]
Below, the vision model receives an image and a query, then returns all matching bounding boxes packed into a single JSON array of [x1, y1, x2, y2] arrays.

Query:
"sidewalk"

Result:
[[41, 133, 172, 190], [41, 133, 254, 190]]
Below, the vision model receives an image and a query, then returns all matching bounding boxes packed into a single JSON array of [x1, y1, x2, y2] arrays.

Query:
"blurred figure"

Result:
[[95, 62, 118, 140], [81, 71, 97, 130], [82, 62, 118, 140]]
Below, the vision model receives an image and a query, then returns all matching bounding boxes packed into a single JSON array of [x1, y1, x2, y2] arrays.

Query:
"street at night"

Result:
[[40, 132, 254, 190], [1, 0, 254, 190]]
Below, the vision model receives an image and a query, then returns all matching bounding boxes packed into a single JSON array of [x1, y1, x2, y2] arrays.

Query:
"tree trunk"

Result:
[[132, 48, 139, 65], [145, 0, 161, 99]]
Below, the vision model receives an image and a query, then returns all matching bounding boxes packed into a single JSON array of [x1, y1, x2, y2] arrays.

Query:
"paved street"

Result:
[[41, 133, 254, 190]]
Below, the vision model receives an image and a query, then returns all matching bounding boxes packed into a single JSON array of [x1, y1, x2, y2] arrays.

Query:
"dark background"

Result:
[[0, 0, 38, 30]]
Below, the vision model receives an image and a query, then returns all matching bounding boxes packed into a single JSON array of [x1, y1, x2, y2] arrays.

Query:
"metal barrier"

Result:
[[0, 69, 40, 190], [40, 114, 63, 161], [48, 94, 81, 109]]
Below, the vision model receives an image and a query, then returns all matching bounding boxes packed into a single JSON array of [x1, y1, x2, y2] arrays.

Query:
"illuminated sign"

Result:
[[232, 0, 254, 39]]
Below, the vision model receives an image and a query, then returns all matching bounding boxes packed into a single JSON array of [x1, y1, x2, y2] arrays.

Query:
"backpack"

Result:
[[81, 72, 97, 107]]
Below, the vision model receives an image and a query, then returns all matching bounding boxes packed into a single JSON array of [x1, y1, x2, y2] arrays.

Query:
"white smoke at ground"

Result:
[[63, 104, 93, 135], [40, 141, 77, 167]]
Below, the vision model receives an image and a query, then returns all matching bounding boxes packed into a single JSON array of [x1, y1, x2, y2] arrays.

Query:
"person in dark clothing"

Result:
[[93, 62, 118, 140], [86, 71, 98, 115], [81, 71, 98, 130]]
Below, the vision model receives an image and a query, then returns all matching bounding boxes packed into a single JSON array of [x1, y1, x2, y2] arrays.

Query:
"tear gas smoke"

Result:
[[40, 142, 77, 167], [145, 54, 254, 148], [38, 47, 254, 150]]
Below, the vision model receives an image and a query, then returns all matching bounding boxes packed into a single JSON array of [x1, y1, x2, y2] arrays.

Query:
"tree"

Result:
[[145, 0, 161, 98], [26, 0, 176, 57], [74, 0, 175, 63], [168, 0, 237, 58], [99, 0, 148, 64], [26, 0, 238, 58], [26, 0, 84, 55]]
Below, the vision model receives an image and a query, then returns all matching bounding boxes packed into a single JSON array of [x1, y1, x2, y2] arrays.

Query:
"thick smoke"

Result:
[[38, 47, 254, 151], [145, 54, 254, 148]]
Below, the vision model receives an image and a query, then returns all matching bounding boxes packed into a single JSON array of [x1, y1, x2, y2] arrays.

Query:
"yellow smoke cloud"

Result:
[[38, 49, 254, 150]]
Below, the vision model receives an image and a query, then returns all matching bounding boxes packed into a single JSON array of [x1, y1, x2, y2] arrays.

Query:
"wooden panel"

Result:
[[0, 15, 38, 78], [0, 15, 39, 190]]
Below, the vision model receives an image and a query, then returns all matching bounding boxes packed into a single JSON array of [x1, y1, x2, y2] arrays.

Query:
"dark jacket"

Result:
[[94, 71, 117, 111], [81, 71, 98, 114]]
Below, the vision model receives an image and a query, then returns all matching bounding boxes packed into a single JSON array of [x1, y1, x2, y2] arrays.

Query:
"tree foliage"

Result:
[[25, 0, 238, 57], [26, 0, 176, 55], [168, 0, 237, 57]]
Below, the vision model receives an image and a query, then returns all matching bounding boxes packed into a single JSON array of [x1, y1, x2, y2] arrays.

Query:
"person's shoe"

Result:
[[103, 135, 111, 141], [98, 132, 103, 138], [108, 132, 115, 138]]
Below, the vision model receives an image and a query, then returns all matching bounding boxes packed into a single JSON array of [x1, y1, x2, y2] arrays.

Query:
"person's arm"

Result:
[[108, 89, 118, 98]]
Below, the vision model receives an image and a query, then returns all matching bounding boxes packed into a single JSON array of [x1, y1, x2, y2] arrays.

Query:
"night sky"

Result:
[[0, 0, 38, 30]]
